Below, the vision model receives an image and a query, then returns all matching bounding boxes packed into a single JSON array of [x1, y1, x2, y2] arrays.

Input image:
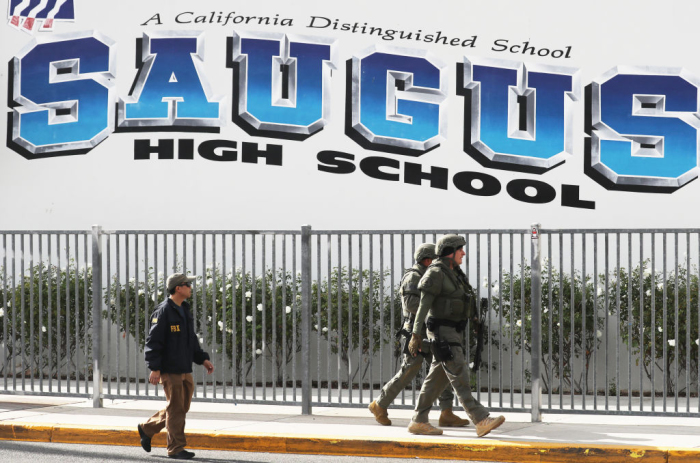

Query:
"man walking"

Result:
[[369, 243, 469, 428], [138, 273, 215, 460], [407, 235, 505, 437]]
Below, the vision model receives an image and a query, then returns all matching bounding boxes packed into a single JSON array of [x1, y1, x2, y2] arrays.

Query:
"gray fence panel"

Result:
[[0, 227, 698, 418]]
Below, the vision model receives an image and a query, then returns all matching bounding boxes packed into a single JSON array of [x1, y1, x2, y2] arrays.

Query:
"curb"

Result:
[[0, 422, 697, 462]]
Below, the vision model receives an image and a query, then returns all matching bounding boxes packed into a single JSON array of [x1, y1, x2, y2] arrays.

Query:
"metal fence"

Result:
[[0, 226, 698, 420]]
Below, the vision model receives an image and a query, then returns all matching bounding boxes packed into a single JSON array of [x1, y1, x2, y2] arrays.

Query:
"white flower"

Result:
[[206, 278, 213, 285], [257, 303, 263, 312], [596, 330, 602, 338], [217, 321, 223, 329], [138, 290, 144, 296], [492, 286, 499, 297], [246, 315, 253, 323], [645, 290, 651, 297], [158, 272, 164, 278], [226, 328, 233, 334], [322, 327, 328, 332], [596, 286, 603, 297], [199, 337, 204, 343], [469, 362, 474, 369], [151, 293, 158, 302], [314, 324, 319, 330], [255, 348, 262, 355], [695, 339, 699, 346], [245, 291, 252, 299], [286, 306, 292, 314], [41, 326, 46, 333], [658, 326, 663, 333], [643, 268, 651, 277], [557, 322, 561, 327], [543, 308, 548, 314], [657, 283, 664, 291], [668, 339, 676, 347], [504, 323, 510, 329], [0, 308, 3, 317], [226, 284, 232, 290], [129, 277, 135, 283], [208, 316, 212, 322], [516, 320, 522, 327]]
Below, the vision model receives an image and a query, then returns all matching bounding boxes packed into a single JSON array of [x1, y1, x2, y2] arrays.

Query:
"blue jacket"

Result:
[[144, 298, 210, 374]]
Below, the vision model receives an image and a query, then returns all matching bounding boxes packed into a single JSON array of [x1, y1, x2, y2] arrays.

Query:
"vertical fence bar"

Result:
[[29, 235, 34, 391], [486, 233, 492, 406], [301, 225, 312, 415], [639, 234, 644, 411], [232, 233, 238, 400], [674, 233, 679, 412], [2, 234, 7, 390], [510, 233, 514, 408], [349, 234, 354, 403], [337, 233, 342, 402], [615, 232, 621, 410], [498, 233, 503, 408], [685, 233, 690, 413], [651, 234, 656, 411], [92, 225, 103, 407], [628, 233, 633, 411], [358, 234, 363, 404], [530, 223, 542, 422], [316, 234, 321, 403], [582, 232, 587, 410], [662, 233, 667, 412], [83, 235, 89, 394], [38, 235, 43, 392]]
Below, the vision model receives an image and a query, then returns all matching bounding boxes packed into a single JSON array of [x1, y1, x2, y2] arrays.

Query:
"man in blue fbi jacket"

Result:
[[138, 273, 214, 460]]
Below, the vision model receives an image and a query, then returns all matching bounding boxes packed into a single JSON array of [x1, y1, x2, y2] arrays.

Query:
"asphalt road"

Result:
[[0, 440, 495, 463]]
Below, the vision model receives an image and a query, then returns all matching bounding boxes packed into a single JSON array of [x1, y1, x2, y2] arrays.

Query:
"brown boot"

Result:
[[368, 401, 391, 426], [438, 408, 470, 427], [407, 421, 443, 435], [475, 415, 505, 437]]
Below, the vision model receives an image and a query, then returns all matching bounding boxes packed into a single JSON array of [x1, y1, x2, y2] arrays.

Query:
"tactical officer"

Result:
[[407, 235, 505, 437], [369, 244, 469, 427], [138, 273, 215, 460]]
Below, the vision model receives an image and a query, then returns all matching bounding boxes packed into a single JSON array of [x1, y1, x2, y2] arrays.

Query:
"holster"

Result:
[[431, 337, 454, 362]]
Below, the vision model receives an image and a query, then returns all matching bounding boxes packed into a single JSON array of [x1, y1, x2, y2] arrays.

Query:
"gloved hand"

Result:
[[408, 333, 422, 357]]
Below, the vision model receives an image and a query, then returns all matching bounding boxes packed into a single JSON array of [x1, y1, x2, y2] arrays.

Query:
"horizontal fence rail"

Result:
[[0, 227, 697, 420]]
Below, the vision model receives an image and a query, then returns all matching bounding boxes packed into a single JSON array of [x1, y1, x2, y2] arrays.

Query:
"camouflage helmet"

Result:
[[436, 234, 466, 257], [414, 243, 438, 262]]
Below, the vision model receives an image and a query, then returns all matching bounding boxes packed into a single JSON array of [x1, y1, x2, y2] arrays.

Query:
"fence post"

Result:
[[300, 225, 312, 415], [530, 223, 542, 422], [91, 225, 103, 408]]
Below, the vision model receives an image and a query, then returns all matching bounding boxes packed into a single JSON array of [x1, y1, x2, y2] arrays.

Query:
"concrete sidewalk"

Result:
[[0, 394, 698, 462]]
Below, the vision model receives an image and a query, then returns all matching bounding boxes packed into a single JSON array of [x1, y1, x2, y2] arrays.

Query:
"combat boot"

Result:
[[438, 407, 469, 427], [475, 415, 505, 437], [368, 401, 391, 426], [407, 421, 443, 435]]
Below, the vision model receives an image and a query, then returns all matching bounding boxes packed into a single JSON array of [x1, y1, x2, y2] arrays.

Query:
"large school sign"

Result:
[[2, 1, 699, 229]]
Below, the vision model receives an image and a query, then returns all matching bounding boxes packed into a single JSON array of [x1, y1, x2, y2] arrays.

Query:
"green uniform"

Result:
[[376, 263, 455, 410], [411, 258, 489, 425]]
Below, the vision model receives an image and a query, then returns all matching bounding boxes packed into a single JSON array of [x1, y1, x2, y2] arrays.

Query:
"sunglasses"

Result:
[[178, 282, 192, 288]]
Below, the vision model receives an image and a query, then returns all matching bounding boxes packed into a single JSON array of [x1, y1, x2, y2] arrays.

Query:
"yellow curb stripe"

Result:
[[0, 422, 697, 462]]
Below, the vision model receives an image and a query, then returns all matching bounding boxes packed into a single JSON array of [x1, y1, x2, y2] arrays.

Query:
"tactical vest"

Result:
[[399, 265, 425, 317], [428, 262, 469, 322]]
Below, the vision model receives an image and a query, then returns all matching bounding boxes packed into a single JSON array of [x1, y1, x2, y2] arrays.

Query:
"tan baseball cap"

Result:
[[166, 273, 197, 292]]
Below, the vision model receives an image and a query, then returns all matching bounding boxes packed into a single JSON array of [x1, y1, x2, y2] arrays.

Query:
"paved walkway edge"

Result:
[[0, 422, 697, 463]]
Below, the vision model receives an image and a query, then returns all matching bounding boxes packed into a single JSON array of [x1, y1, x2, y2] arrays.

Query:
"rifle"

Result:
[[471, 297, 488, 373]]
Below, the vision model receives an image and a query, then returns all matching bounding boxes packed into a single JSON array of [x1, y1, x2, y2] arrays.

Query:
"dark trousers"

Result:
[[141, 373, 194, 455]]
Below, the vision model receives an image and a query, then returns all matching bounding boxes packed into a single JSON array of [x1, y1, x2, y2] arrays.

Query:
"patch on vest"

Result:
[[152, 318, 158, 323]]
